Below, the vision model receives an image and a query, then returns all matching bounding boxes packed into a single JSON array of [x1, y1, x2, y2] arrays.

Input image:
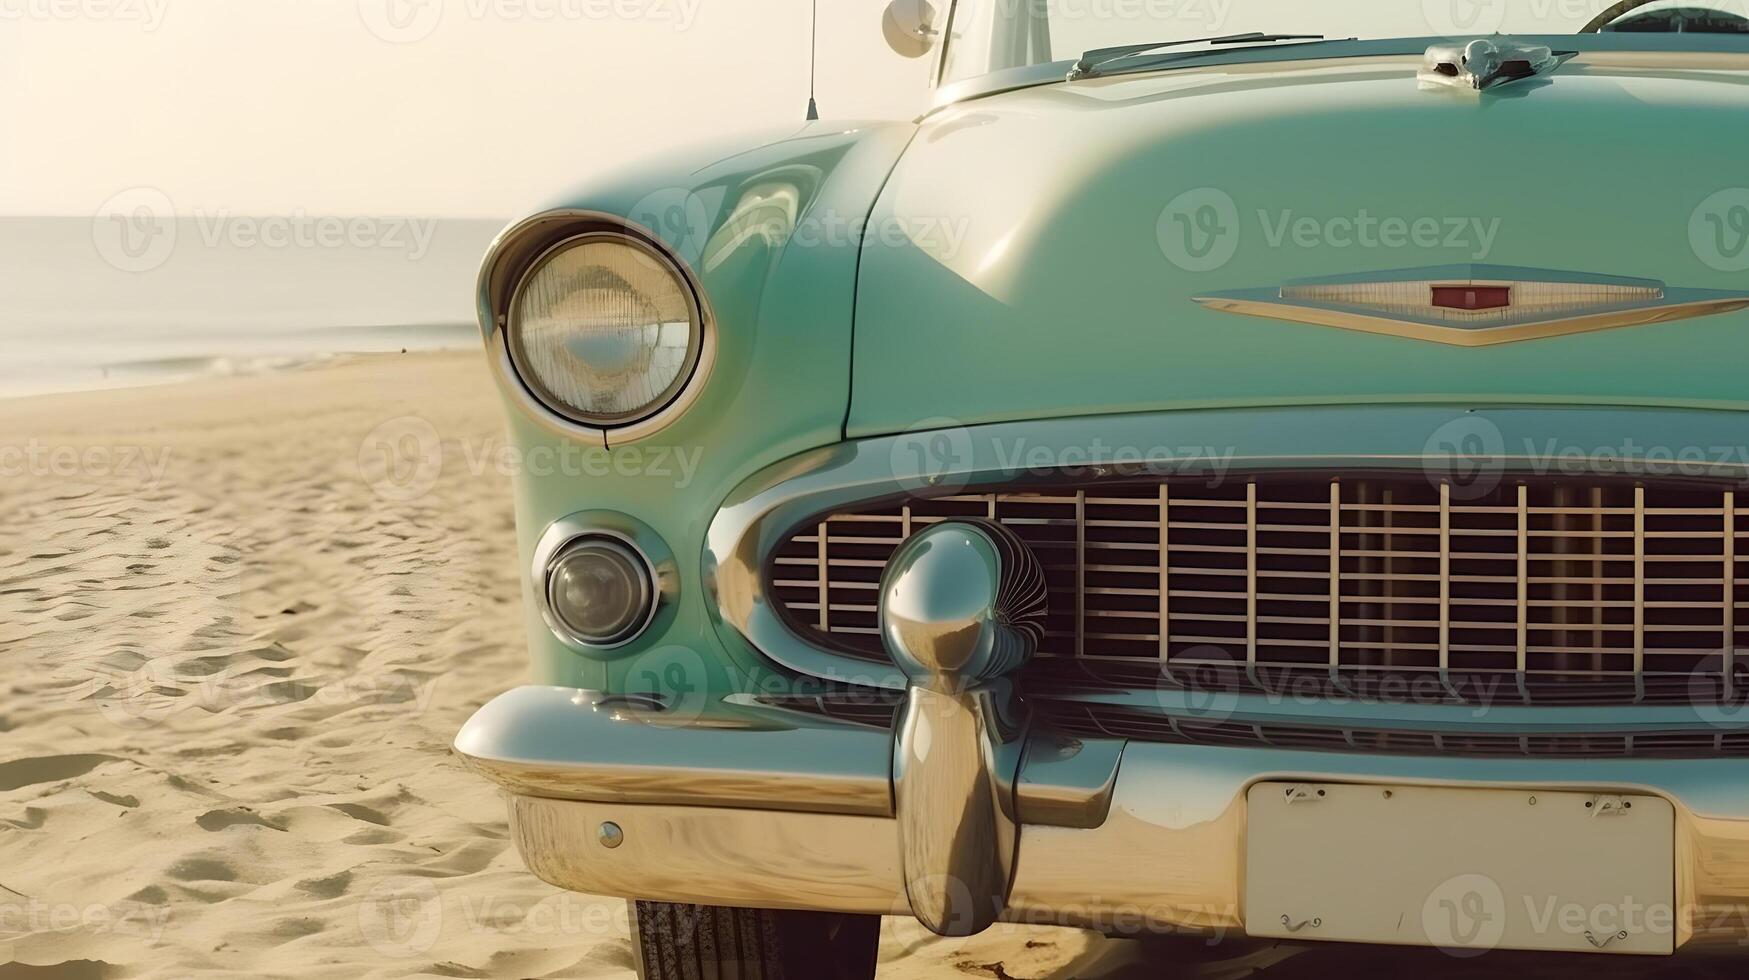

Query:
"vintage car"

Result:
[[455, 1, 1749, 973]]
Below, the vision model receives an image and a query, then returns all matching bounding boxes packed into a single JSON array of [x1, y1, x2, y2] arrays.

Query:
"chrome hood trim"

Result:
[[1195, 264, 1749, 347]]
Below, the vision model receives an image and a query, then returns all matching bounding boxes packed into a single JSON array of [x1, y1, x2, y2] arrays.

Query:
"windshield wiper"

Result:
[[1067, 32, 1329, 80]]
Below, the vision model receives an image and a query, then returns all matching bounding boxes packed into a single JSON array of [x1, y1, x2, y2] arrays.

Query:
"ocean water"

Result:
[[0, 216, 505, 397]]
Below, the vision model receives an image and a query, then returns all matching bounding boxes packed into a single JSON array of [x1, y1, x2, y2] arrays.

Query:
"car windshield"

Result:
[[937, 0, 1749, 85]]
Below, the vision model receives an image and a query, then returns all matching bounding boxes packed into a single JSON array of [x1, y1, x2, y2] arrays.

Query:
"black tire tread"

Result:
[[633, 901, 879, 980]]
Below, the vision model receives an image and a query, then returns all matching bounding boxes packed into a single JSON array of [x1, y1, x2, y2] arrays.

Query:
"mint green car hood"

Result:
[[849, 56, 1749, 436]]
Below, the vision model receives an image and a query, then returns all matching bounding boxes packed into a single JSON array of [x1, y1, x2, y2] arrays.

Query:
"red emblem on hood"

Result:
[[1430, 285, 1512, 311]]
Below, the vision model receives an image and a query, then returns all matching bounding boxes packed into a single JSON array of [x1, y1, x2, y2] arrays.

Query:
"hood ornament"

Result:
[[1419, 38, 1569, 91], [1193, 264, 1749, 347]]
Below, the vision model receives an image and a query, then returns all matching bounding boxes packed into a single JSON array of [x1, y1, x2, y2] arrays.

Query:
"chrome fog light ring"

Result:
[[532, 512, 678, 655]]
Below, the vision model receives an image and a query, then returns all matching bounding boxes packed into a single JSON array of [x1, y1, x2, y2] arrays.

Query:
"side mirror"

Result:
[[882, 0, 940, 59]]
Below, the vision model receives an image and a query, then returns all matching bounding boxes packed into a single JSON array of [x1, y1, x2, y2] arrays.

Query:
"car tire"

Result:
[[631, 901, 882, 980]]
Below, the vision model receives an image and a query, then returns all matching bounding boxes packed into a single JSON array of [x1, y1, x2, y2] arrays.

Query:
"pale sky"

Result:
[[0, 0, 927, 219], [0, 0, 1713, 220]]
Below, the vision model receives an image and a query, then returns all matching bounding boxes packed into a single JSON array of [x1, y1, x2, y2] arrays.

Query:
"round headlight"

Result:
[[506, 232, 706, 430], [545, 536, 656, 648]]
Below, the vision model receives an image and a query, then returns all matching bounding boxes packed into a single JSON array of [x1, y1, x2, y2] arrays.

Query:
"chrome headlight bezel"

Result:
[[483, 212, 716, 445]]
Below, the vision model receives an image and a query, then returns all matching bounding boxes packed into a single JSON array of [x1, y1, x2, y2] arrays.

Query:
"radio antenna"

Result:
[[805, 0, 820, 120]]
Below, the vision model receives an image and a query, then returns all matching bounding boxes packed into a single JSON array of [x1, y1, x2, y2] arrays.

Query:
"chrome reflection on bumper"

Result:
[[508, 795, 907, 916], [881, 519, 1047, 935], [457, 685, 1749, 951], [452, 686, 895, 817]]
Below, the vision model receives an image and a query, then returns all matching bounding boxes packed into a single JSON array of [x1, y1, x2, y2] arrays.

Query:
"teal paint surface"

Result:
[[851, 60, 1749, 435]]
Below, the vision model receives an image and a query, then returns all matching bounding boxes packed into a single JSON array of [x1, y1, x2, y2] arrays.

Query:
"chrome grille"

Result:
[[769, 476, 1749, 705]]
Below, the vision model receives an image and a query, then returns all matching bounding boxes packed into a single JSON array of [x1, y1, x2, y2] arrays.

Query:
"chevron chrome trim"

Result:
[[1194, 264, 1749, 347]]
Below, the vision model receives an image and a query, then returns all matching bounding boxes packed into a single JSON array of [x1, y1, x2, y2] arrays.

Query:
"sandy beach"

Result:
[[0, 352, 1129, 979]]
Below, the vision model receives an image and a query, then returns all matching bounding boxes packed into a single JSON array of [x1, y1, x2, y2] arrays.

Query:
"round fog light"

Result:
[[546, 536, 655, 647]]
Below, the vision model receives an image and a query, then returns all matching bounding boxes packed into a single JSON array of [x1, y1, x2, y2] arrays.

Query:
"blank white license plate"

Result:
[[1245, 783, 1674, 955]]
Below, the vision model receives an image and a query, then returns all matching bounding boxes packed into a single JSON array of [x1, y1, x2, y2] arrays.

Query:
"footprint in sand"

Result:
[[195, 807, 287, 832], [295, 869, 354, 899], [89, 790, 139, 808], [166, 856, 239, 883], [342, 828, 404, 846], [327, 802, 391, 826], [126, 885, 169, 906], [0, 961, 117, 980], [0, 753, 124, 792]]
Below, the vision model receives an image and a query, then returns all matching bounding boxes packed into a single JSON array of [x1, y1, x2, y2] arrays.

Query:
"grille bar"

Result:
[[1730, 490, 1738, 701], [1075, 490, 1086, 658], [1245, 482, 1257, 670], [815, 520, 829, 631], [1635, 484, 1646, 695], [1323, 482, 1337, 677], [770, 476, 1749, 706], [1158, 483, 1170, 665]]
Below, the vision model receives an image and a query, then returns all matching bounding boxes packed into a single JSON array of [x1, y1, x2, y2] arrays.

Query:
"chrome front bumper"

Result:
[[456, 685, 1749, 953]]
